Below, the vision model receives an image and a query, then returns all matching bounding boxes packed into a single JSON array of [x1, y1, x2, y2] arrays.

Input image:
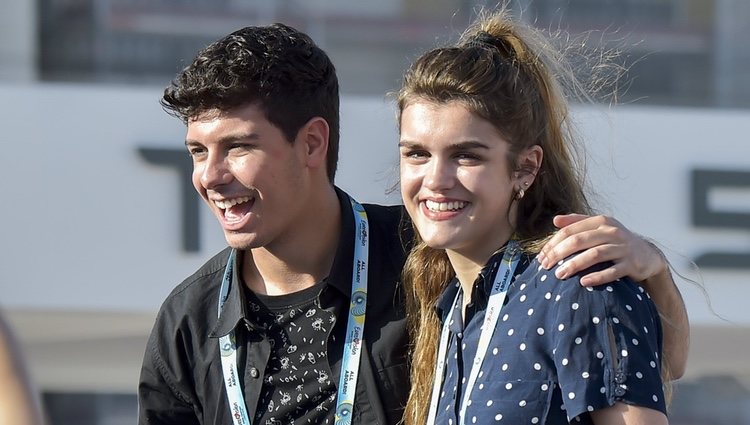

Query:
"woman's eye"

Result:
[[456, 152, 481, 162]]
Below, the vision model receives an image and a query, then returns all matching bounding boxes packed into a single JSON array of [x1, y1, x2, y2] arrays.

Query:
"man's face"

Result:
[[185, 103, 310, 250]]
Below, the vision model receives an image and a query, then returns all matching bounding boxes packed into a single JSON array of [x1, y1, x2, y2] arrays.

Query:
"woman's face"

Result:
[[399, 100, 523, 261]]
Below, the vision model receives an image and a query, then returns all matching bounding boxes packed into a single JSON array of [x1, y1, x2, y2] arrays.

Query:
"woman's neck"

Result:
[[446, 235, 512, 309]]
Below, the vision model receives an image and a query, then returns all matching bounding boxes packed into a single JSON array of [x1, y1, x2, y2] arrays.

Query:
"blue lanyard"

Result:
[[217, 197, 369, 425], [426, 240, 521, 425]]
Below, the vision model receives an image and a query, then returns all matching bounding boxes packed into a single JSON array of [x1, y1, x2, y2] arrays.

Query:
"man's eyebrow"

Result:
[[185, 132, 260, 146], [397, 140, 421, 149]]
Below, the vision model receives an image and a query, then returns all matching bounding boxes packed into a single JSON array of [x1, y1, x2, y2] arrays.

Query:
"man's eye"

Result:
[[403, 150, 428, 159], [229, 143, 255, 152], [188, 147, 206, 156]]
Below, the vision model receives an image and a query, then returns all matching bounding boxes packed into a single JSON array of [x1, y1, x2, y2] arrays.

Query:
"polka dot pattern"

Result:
[[432, 253, 667, 424]]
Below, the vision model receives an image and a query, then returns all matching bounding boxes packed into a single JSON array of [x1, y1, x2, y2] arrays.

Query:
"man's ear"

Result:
[[297, 117, 330, 169]]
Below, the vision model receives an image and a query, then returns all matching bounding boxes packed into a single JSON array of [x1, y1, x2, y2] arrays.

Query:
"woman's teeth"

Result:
[[425, 200, 467, 212]]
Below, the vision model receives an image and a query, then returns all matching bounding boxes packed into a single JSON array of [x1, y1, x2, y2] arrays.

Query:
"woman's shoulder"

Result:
[[522, 256, 644, 295], [516, 256, 657, 321]]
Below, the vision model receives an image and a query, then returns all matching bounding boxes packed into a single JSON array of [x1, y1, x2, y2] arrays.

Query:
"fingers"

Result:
[[553, 244, 617, 278], [553, 214, 621, 233], [540, 231, 605, 269], [577, 263, 629, 287], [540, 214, 641, 286], [539, 215, 626, 269], [541, 214, 670, 286], [551, 213, 590, 229], [544, 214, 595, 252]]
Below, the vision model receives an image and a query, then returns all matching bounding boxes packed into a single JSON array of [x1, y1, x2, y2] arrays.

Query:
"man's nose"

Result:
[[199, 154, 232, 189]]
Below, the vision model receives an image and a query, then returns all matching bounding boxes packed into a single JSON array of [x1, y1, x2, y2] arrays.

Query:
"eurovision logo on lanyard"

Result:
[[426, 240, 521, 425], [216, 196, 370, 425]]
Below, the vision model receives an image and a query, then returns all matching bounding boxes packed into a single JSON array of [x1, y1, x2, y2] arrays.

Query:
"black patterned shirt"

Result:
[[139, 188, 412, 425], [247, 284, 338, 425]]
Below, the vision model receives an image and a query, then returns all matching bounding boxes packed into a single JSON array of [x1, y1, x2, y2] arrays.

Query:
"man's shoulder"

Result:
[[334, 187, 410, 234], [362, 202, 411, 235], [361, 203, 413, 254], [361, 202, 402, 210], [361, 202, 405, 218], [147, 248, 233, 352], [159, 247, 232, 310]]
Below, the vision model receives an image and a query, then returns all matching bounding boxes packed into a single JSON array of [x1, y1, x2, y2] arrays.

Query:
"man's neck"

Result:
[[242, 186, 342, 296]]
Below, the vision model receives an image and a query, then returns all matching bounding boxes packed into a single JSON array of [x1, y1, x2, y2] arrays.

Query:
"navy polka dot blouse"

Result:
[[433, 252, 667, 424]]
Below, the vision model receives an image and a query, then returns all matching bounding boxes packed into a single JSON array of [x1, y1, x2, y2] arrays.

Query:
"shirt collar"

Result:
[[323, 187, 358, 298], [435, 278, 461, 323], [476, 248, 533, 303], [434, 247, 518, 321], [210, 248, 248, 338]]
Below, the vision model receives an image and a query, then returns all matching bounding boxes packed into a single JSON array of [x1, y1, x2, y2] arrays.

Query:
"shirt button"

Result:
[[249, 367, 259, 378], [614, 386, 626, 397], [615, 372, 627, 384]]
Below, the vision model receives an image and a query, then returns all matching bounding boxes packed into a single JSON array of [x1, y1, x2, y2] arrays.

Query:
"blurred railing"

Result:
[[35, 0, 750, 107]]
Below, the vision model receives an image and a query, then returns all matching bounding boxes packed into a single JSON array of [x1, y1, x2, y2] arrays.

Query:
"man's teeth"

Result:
[[214, 196, 251, 209], [425, 200, 467, 212]]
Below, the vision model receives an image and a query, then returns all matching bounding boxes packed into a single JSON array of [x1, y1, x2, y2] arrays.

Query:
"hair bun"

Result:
[[467, 30, 515, 59]]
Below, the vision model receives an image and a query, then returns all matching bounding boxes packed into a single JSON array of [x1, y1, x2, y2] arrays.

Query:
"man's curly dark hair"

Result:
[[162, 23, 340, 181]]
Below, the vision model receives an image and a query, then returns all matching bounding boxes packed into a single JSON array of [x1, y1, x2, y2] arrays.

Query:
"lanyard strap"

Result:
[[426, 240, 521, 425], [217, 197, 369, 425], [217, 249, 250, 425], [334, 198, 369, 423]]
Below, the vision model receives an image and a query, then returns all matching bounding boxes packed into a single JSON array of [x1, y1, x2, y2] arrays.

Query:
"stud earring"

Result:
[[515, 181, 530, 200]]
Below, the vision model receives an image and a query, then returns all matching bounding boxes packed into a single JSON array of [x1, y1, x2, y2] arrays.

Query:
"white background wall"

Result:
[[0, 1, 35, 80], [0, 84, 748, 328]]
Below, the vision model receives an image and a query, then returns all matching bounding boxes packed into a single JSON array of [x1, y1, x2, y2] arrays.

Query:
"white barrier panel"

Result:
[[0, 84, 748, 325]]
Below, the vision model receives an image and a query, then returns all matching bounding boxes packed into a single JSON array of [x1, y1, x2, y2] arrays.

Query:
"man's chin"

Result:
[[224, 233, 262, 250]]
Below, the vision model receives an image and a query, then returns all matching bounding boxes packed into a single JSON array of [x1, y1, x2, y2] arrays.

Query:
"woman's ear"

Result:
[[515, 144, 543, 186], [297, 116, 330, 170]]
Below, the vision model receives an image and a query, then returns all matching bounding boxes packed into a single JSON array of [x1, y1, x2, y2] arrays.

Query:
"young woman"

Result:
[[398, 10, 670, 425]]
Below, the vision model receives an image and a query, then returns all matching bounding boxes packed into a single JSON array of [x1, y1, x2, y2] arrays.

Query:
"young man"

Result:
[[138, 23, 688, 425]]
